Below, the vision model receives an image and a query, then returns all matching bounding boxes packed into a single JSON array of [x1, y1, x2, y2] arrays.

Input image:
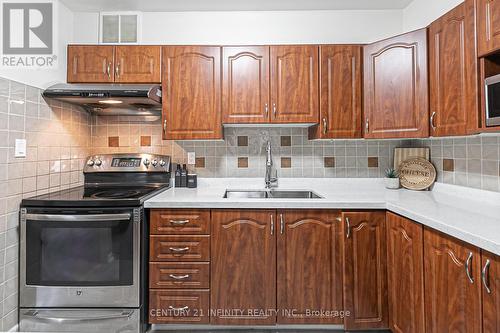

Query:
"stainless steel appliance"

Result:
[[485, 73, 500, 127], [42, 83, 162, 117], [20, 154, 171, 333]]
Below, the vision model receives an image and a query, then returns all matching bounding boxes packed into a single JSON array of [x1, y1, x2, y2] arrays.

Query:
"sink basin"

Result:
[[223, 190, 322, 199]]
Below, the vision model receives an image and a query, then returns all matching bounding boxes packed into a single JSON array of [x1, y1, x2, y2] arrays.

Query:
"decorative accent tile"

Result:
[[368, 157, 379, 168], [324, 157, 335, 168], [108, 136, 119, 147], [237, 136, 248, 146], [237, 157, 248, 168], [281, 157, 291, 168], [280, 136, 291, 147], [140, 135, 151, 146], [443, 159, 455, 172], [195, 157, 206, 168]]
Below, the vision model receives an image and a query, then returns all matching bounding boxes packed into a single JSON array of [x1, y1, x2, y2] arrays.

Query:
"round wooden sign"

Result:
[[399, 158, 436, 191]]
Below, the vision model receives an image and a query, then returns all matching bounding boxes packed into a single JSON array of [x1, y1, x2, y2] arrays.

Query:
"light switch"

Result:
[[187, 152, 196, 165], [15, 139, 26, 158]]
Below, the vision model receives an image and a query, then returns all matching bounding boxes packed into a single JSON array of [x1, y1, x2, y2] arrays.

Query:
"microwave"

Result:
[[486, 73, 500, 127]]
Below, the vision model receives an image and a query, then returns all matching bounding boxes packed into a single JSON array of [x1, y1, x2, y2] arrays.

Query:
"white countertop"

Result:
[[145, 178, 500, 256]]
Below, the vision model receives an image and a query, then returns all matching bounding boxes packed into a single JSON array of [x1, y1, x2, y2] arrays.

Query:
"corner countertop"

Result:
[[145, 178, 500, 256]]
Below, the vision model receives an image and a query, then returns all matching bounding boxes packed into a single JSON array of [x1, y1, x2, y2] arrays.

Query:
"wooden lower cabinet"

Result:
[[210, 210, 276, 325], [277, 210, 343, 324], [149, 289, 210, 324], [482, 251, 500, 333], [423, 227, 482, 333], [386, 212, 425, 333], [342, 211, 388, 330]]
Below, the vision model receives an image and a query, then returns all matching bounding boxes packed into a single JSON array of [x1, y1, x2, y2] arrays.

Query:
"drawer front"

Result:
[[149, 289, 209, 324], [151, 209, 210, 235], [150, 262, 210, 289], [150, 235, 210, 261]]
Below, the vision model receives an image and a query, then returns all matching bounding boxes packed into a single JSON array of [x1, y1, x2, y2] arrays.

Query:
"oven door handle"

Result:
[[25, 213, 132, 222], [23, 310, 134, 323]]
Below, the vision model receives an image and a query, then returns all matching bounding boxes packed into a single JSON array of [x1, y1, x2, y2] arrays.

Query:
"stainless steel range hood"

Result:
[[42, 83, 162, 117]]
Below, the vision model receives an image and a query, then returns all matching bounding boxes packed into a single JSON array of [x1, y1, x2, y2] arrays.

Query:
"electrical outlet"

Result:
[[15, 139, 26, 158], [187, 152, 196, 165]]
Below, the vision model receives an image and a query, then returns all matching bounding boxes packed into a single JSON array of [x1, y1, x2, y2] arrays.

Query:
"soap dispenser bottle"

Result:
[[180, 164, 188, 187]]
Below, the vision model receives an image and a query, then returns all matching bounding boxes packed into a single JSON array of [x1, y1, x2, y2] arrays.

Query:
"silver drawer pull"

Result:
[[169, 247, 190, 252], [168, 306, 189, 311], [169, 274, 190, 280], [465, 252, 474, 284], [169, 219, 190, 225], [482, 259, 491, 294], [23, 310, 133, 323]]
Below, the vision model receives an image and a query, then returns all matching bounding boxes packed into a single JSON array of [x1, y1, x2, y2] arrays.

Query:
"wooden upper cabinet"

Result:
[[386, 212, 425, 333], [222, 46, 270, 123], [423, 227, 482, 333], [162, 46, 222, 140], [482, 251, 500, 333], [67, 45, 115, 83], [270, 45, 319, 123], [309, 45, 363, 139], [342, 211, 389, 330], [210, 210, 276, 325], [429, 1, 479, 137], [477, 0, 500, 56], [277, 210, 343, 324], [363, 29, 429, 139], [114, 46, 161, 83]]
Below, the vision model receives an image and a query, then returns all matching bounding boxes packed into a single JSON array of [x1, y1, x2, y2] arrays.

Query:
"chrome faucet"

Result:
[[265, 140, 278, 189]]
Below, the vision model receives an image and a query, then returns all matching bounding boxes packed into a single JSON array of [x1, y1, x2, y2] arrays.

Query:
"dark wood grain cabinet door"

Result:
[[363, 29, 429, 139], [342, 211, 388, 330], [429, 1, 478, 137], [277, 210, 343, 324], [482, 251, 500, 333], [270, 45, 319, 123], [211, 210, 276, 325], [115, 45, 161, 83], [222, 46, 270, 123], [423, 227, 482, 333], [309, 45, 362, 139], [477, 0, 500, 56], [162, 46, 222, 140], [386, 212, 425, 333], [67, 45, 114, 83]]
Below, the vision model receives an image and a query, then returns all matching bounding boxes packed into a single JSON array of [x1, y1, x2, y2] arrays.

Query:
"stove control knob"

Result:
[[94, 159, 102, 166], [151, 159, 158, 167], [143, 159, 150, 167], [87, 159, 95, 166], [159, 159, 166, 167]]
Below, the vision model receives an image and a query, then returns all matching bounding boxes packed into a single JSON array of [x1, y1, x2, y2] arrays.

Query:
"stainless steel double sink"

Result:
[[223, 190, 322, 199]]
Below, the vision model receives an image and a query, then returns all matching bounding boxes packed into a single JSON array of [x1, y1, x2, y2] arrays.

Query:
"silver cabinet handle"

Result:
[[430, 112, 437, 131], [265, 103, 269, 117], [25, 213, 131, 222], [465, 252, 474, 284], [163, 119, 167, 134], [365, 118, 369, 133], [482, 259, 491, 294], [280, 213, 284, 235], [345, 217, 351, 238], [106, 61, 111, 79], [115, 61, 120, 78], [273, 103, 277, 118], [169, 274, 190, 280], [270, 214, 274, 235], [169, 247, 190, 252], [169, 219, 190, 225], [23, 310, 133, 323], [168, 306, 189, 311], [336, 217, 342, 222], [322, 117, 328, 135]]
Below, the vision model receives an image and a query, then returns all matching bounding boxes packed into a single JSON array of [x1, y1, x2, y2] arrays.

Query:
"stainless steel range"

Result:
[[19, 153, 171, 333]]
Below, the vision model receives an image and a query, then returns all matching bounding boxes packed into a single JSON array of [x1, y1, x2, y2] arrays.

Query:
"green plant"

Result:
[[384, 168, 399, 178]]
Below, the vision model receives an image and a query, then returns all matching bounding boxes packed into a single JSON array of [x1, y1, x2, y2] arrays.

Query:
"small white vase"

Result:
[[384, 177, 400, 189]]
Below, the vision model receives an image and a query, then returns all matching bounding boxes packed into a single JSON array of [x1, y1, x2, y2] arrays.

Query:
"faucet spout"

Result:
[[265, 140, 278, 189]]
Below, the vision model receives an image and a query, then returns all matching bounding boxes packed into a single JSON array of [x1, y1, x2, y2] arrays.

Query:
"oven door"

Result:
[[20, 208, 141, 308]]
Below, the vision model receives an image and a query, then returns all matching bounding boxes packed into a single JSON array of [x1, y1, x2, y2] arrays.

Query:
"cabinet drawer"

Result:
[[150, 262, 209, 289], [150, 235, 210, 261], [149, 289, 209, 324], [151, 209, 210, 235]]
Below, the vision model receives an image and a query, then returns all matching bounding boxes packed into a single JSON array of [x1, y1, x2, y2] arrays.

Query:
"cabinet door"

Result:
[[386, 212, 425, 333], [115, 46, 161, 83], [270, 45, 319, 123], [211, 210, 276, 325], [342, 211, 388, 330], [309, 45, 362, 139], [277, 210, 343, 324], [482, 251, 500, 333], [423, 227, 482, 333], [162, 46, 222, 140], [429, 1, 478, 137], [67, 45, 114, 83], [477, 0, 500, 56], [222, 46, 270, 123], [363, 29, 429, 139]]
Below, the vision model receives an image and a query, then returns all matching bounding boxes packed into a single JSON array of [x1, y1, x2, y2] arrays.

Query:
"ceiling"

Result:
[[60, 0, 415, 12]]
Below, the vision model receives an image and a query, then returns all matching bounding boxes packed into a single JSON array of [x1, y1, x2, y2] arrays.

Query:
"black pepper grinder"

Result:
[[174, 164, 182, 187], [180, 164, 188, 187]]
